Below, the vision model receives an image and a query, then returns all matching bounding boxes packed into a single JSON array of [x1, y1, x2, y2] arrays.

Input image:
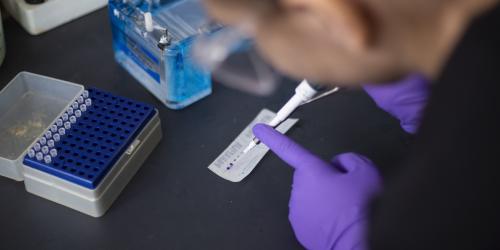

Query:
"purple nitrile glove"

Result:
[[253, 124, 382, 250], [363, 73, 430, 134]]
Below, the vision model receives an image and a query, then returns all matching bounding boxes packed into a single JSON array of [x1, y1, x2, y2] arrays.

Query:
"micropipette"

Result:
[[243, 79, 327, 153]]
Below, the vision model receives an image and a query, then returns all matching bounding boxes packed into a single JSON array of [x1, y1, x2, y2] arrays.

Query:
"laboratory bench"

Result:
[[0, 7, 411, 250]]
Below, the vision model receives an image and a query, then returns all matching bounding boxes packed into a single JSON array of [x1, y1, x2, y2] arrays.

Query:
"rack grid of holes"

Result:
[[23, 88, 155, 189]]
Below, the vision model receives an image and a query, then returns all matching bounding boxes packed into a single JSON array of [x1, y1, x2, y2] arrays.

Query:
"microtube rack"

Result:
[[24, 88, 155, 189], [0, 72, 162, 217]]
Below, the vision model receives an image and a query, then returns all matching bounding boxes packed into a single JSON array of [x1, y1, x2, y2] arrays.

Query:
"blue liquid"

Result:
[[109, 0, 212, 109]]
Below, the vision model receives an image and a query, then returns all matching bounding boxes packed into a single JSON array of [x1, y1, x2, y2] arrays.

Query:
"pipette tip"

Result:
[[243, 141, 257, 154]]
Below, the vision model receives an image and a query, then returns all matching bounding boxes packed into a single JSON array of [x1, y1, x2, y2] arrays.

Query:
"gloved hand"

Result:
[[253, 74, 429, 249], [253, 124, 382, 250], [363, 73, 430, 134]]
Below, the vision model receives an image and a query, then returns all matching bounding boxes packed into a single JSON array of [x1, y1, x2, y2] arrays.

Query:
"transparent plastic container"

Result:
[[109, 0, 219, 109], [0, 72, 162, 217], [0, 72, 83, 180]]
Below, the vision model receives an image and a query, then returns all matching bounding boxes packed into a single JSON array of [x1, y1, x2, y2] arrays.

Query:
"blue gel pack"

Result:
[[23, 88, 155, 189]]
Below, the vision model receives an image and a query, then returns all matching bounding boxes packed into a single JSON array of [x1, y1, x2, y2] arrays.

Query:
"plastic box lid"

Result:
[[0, 72, 84, 181]]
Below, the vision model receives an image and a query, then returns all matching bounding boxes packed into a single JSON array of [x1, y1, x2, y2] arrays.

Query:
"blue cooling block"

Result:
[[23, 88, 155, 189]]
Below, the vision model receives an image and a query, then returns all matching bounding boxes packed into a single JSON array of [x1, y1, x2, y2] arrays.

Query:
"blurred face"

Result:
[[203, 0, 456, 86]]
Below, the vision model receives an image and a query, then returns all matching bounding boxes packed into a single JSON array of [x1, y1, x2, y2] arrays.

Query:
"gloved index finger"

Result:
[[253, 124, 329, 171]]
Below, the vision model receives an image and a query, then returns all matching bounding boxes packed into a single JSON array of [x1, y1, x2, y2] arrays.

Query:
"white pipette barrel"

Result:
[[243, 79, 318, 153]]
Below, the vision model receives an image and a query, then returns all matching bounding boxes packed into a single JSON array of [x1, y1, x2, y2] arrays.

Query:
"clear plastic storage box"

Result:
[[0, 72, 162, 217]]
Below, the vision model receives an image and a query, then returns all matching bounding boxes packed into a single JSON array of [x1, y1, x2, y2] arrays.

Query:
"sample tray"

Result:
[[0, 72, 162, 217], [23, 88, 155, 189]]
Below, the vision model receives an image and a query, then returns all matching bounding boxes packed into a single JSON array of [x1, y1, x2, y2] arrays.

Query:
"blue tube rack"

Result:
[[23, 88, 155, 189]]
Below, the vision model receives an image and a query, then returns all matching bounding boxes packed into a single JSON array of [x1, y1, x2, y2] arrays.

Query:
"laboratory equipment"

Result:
[[0, 10, 5, 66], [1, 0, 108, 35], [109, 0, 220, 109], [0, 72, 162, 217], [243, 80, 332, 153], [208, 109, 298, 182]]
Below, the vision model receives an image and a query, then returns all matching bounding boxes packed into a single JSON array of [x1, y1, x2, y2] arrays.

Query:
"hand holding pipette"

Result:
[[243, 79, 323, 153]]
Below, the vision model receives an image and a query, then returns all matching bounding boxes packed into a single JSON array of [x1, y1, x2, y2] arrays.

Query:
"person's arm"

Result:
[[369, 6, 500, 248], [253, 74, 430, 249]]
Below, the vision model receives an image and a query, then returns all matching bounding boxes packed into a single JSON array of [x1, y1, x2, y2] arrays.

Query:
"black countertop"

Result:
[[0, 8, 410, 250]]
